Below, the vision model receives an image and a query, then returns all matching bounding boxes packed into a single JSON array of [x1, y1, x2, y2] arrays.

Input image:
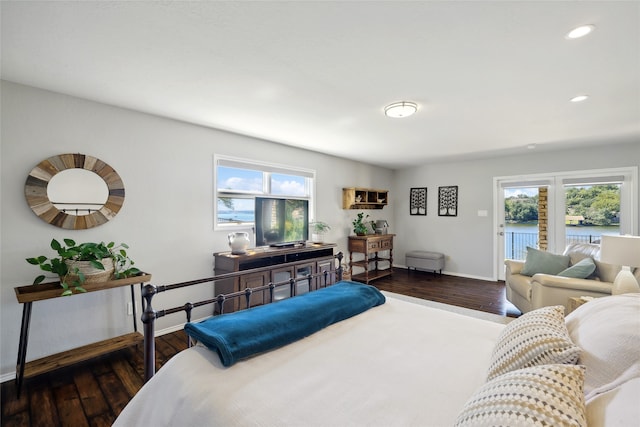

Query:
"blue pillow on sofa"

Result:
[[520, 247, 571, 277], [557, 257, 596, 279]]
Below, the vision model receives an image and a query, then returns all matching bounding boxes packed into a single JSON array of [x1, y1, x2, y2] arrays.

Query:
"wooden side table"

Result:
[[348, 234, 394, 284], [14, 274, 151, 396], [568, 296, 594, 313]]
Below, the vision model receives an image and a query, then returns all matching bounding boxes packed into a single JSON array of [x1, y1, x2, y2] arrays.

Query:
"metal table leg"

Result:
[[15, 302, 33, 397]]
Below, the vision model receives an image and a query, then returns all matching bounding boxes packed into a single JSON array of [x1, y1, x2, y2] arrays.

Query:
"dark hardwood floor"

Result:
[[1, 269, 519, 426]]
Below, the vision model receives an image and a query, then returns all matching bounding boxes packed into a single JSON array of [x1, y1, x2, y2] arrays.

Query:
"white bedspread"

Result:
[[115, 293, 506, 426]]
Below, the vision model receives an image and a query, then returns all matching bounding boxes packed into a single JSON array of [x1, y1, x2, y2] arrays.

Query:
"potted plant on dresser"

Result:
[[352, 212, 370, 236], [26, 238, 139, 296], [309, 221, 331, 243]]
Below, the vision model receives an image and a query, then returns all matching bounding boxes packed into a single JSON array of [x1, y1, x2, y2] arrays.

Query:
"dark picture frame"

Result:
[[410, 187, 427, 215], [438, 186, 458, 217]]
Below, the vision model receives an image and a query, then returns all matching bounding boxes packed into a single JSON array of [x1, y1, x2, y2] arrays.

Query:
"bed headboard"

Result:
[[140, 252, 344, 381]]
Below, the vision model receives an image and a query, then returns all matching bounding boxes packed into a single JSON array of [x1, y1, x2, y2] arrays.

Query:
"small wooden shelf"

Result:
[[342, 187, 388, 209], [23, 332, 143, 378], [15, 274, 152, 303], [14, 273, 151, 395]]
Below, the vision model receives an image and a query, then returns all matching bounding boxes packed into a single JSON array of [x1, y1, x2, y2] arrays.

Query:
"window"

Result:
[[214, 156, 315, 229]]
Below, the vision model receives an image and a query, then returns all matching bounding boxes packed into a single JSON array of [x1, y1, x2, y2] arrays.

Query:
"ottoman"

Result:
[[406, 250, 445, 274]]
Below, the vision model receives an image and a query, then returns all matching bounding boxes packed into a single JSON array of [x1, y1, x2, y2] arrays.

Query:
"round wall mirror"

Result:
[[25, 153, 125, 229]]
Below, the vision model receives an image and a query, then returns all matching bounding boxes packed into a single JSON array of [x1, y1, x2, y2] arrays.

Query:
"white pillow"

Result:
[[456, 364, 587, 427], [487, 305, 581, 380], [585, 376, 640, 427], [565, 293, 640, 401]]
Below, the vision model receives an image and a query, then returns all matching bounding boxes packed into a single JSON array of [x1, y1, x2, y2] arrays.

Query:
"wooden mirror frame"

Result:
[[24, 153, 125, 230]]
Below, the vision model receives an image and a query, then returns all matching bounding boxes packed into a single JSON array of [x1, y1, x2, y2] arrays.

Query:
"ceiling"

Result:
[[2, 1, 639, 169]]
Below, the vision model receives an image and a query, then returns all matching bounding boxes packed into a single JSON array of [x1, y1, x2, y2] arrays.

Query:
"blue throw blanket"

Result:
[[184, 281, 386, 367]]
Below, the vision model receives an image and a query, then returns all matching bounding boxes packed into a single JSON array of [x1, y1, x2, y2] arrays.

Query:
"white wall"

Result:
[[0, 81, 395, 378], [392, 142, 640, 280]]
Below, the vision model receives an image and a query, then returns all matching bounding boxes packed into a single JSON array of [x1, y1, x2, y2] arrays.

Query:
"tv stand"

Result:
[[214, 242, 338, 311]]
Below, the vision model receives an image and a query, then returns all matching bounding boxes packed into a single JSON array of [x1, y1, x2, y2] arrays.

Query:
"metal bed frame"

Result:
[[140, 252, 344, 381]]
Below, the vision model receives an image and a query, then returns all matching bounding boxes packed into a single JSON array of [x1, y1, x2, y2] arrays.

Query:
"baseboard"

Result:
[[396, 264, 495, 282]]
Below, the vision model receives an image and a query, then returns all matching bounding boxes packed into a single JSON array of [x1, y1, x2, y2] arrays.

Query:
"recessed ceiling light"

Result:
[[570, 95, 589, 103], [384, 101, 418, 118], [566, 24, 595, 39]]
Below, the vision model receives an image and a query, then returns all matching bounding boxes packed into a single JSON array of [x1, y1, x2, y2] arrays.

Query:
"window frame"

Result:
[[213, 155, 316, 231]]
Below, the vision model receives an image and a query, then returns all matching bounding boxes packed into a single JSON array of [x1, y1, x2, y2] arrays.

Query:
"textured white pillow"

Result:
[[585, 376, 640, 427], [565, 293, 640, 401], [487, 305, 581, 380], [455, 364, 587, 427]]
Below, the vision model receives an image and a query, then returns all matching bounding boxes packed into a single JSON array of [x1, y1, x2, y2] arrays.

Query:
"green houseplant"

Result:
[[309, 221, 331, 243], [352, 212, 370, 236], [26, 238, 140, 296]]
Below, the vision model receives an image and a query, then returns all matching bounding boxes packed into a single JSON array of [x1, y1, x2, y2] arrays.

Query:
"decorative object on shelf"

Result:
[[342, 188, 388, 210], [410, 187, 427, 215], [24, 153, 125, 230], [599, 235, 640, 295], [309, 221, 331, 243], [352, 212, 370, 236], [438, 186, 458, 217], [228, 232, 251, 254], [26, 239, 139, 296]]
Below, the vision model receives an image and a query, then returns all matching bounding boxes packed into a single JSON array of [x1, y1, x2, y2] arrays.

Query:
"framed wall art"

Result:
[[438, 186, 458, 217], [410, 187, 427, 215]]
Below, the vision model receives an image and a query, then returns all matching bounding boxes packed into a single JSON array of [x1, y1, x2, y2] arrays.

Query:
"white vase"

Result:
[[228, 232, 250, 254], [311, 232, 324, 243]]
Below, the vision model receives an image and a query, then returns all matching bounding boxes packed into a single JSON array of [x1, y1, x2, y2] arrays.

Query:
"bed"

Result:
[[116, 270, 640, 426]]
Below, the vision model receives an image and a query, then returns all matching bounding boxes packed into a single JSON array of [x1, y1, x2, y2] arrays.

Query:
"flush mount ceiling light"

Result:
[[566, 24, 595, 39], [570, 94, 589, 103], [384, 101, 418, 118]]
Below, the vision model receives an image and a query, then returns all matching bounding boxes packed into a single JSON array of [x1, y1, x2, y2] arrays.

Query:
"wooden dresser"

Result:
[[348, 234, 394, 284]]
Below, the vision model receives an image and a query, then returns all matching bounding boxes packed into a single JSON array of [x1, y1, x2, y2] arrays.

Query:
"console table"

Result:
[[214, 243, 337, 311], [348, 234, 394, 283], [13, 274, 151, 395]]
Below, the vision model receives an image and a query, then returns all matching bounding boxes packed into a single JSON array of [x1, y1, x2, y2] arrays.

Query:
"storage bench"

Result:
[[406, 250, 444, 274]]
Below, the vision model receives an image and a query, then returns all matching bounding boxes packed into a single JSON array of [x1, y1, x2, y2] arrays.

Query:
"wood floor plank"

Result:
[[96, 371, 130, 418], [73, 366, 109, 418], [29, 378, 60, 427], [52, 383, 89, 427], [110, 356, 143, 398]]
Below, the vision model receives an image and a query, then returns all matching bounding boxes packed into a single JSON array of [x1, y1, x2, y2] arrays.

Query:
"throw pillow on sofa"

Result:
[[520, 246, 571, 276], [557, 257, 597, 279]]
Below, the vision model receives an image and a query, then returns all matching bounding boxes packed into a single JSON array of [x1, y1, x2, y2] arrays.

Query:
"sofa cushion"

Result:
[[506, 273, 532, 299], [521, 247, 571, 277], [594, 260, 622, 283], [558, 257, 597, 279]]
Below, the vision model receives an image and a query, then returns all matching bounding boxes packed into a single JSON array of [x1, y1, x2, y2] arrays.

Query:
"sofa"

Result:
[[505, 243, 640, 314]]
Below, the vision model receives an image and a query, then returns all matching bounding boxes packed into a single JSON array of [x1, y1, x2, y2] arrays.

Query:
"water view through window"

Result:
[[505, 184, 621, 260]]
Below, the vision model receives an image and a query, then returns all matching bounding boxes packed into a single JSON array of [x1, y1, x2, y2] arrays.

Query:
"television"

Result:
[[254, 197, 309, 247]]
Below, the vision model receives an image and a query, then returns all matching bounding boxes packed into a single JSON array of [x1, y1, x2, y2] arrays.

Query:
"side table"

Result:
[[14, 273, 151, 396], [568, 296, 594, 314]]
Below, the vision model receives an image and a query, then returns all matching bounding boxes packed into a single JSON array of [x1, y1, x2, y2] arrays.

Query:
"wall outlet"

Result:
[[127, 302, 133, 316]]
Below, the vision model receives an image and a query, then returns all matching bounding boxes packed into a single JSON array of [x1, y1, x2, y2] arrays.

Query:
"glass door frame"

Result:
[[494, 166, 637, 281]]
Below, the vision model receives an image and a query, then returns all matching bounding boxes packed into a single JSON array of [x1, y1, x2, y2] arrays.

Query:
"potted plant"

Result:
[[26, 238, 140, 296], [352, 212, 370, 236], [309, 221, 331, 243]]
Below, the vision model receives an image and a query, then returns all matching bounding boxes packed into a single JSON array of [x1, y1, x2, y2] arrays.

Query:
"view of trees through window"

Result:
[[504, 184, 621, 259]]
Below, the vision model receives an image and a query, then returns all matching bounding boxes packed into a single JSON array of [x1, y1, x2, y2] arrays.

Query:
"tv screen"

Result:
[[255, 197, 309, 247]]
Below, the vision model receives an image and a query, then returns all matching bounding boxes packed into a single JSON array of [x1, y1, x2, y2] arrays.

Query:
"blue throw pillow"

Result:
[[520, 247, 571, 277], [557, 257, 596, 279]]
